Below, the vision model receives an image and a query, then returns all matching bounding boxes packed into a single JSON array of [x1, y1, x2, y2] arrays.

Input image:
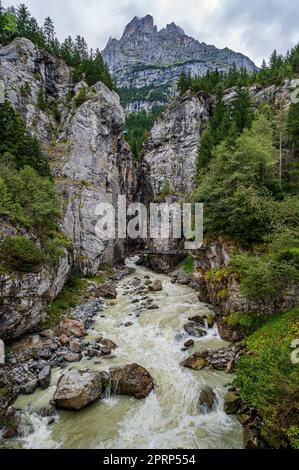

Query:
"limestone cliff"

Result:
[[0, 38, 136, 340]]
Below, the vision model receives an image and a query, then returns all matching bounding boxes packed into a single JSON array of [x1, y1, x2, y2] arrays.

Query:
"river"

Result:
[[14, 259, 243, 449]]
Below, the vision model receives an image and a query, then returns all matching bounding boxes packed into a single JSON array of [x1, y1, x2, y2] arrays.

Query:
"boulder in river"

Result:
[[53, 369, 103, 411], [188, 315, 206, 327], [199, 386, 217, 413], [99, 338, 117, 350], [64, 352, 82, 363], [184, 339, 195, 349], [38, 366, 51, 390], [69, 339, 82, 354], [59, 319, 87, 338], [184, 322, 207, 338], [102, 364, 154, 399], [182, 352, 207, 370]]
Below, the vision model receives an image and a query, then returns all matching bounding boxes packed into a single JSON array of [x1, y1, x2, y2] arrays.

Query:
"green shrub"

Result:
[[181, 255, 194, 274], [226, 312, 268, 336], [0, 165, 61, 234], [0, 237, 46, 272], [0, 102, 51, 178], [45, 274, 88, 328], [231, 251, 299, 302]]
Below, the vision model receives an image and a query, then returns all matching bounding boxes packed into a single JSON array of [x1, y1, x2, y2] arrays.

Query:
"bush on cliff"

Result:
[[0, 236, 46, 272]]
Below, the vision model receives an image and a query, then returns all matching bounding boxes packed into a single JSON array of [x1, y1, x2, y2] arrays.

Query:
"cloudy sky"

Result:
[[3, 0, 299, 66]]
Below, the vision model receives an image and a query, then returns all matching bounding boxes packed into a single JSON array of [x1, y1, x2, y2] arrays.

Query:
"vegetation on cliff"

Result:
[[233, 309, 299, 448], [178, 44, 299, 96], [124, 106, 164, 160], [0, 102, 65, 272]]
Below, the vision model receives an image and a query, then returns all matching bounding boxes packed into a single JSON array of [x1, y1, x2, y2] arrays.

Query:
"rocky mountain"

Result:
[[102, 15, 258, 112], [0, 37, 136, 340]]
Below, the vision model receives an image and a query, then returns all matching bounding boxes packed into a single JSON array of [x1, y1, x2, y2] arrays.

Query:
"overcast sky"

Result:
[[3, 0, 299, 66]]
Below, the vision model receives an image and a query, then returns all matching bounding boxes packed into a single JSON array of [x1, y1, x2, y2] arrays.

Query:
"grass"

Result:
[[225, 312, 269, 337], [235, 308, 299, 448], [181, 255, 195, 274], [44, 274, 89, 328], [44, 264, 114, 328]]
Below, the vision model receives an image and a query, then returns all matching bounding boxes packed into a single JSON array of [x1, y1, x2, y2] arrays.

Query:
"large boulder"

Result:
[[199, 386, 217, 413], [182, 352, 207, 370], [38, 366, 51, 390], [53, 369, 102, 410], [148, 280, 163, 292], [103, 364, 154, 399], [184, 322, 207, 338], [59, 319, 87, 338]]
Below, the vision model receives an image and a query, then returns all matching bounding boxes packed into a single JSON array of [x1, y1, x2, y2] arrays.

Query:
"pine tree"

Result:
[[16, 3, 31, 37], [43, 16, 55, 45], [231, 86, 253, 134], [0, 0, 5, 42], [178, 72, 190, 95]]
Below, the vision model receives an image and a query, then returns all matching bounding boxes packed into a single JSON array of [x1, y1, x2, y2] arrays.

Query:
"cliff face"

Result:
[[141, 91, 211, 196], [141, 79, 298, 200], [103, 15, 258, 112], [192, 240, 299, 316], [0, 38, 136, 340]]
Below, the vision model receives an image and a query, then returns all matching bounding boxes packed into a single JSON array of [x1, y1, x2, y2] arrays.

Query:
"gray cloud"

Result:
[[2, 0, 298, 66]]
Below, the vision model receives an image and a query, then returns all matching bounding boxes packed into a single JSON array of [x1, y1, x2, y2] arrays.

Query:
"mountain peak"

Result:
[[122, 15, 156, 38], [165, 22, 185, 35]]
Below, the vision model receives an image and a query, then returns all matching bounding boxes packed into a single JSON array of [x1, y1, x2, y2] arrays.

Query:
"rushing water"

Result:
[[14, 259, 243, 449]]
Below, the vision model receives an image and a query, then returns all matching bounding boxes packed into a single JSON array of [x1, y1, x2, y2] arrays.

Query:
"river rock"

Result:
[[64, 353, 82, 363], [182, 353, 207, 370], [59, 319, 87, 338], [148, 280, 163, 292], [59, 334, 69, 346], [53, 369, 103, 410], [199, 386, 217, 413], [69, 339, 82, 354], [100, 339, 117, 350], [224, 391, 242, 415], [40, 330, 56, 339], [184, 322, 207, 338], [188, 316, 206, 327], [20, 379, 38, 395], [184, 339, 195, 348], [38, 366, 51, 389], [101, 347, 112, 356], [93, 281, 117, 300], [244, 426, 260, 449], [104, 364, 154, 399]]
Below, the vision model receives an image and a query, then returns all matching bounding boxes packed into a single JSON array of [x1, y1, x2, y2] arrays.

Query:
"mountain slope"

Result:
[[102, 15, 258, 112]]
